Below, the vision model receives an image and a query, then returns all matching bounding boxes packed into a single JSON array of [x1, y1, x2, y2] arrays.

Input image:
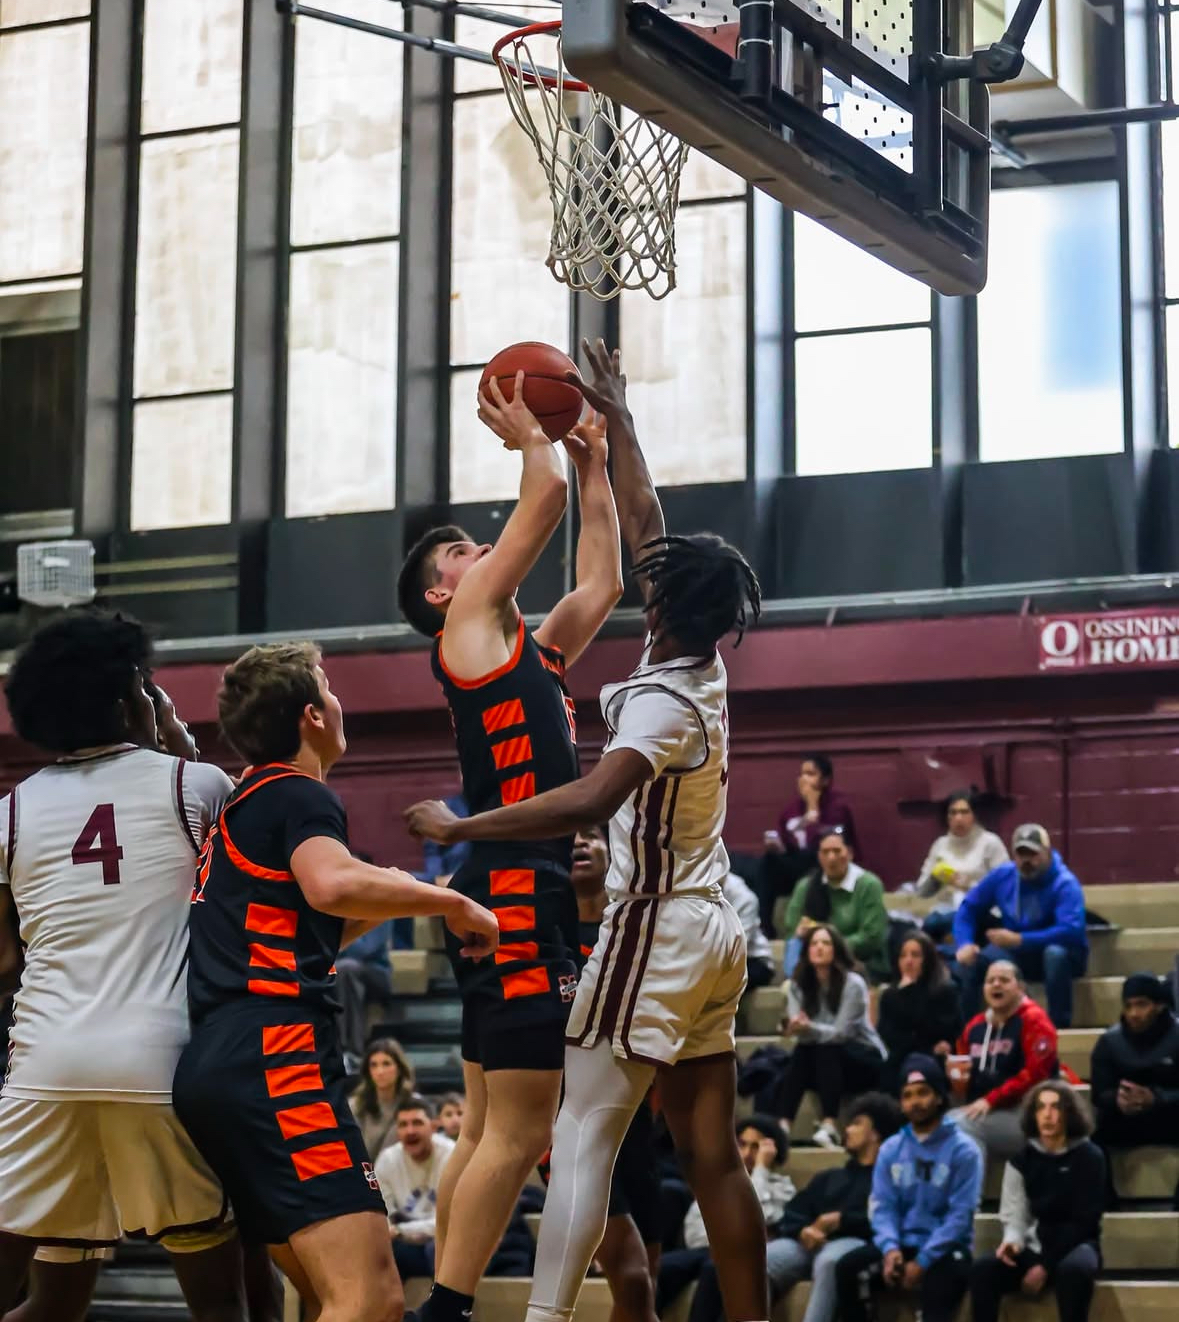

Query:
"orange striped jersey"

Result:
[[431, 616, 579, 866], [186, 765, 350, 1024]]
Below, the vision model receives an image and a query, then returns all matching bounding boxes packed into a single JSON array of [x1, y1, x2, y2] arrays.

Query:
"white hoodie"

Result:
[[374, 1134, 455, 1242]]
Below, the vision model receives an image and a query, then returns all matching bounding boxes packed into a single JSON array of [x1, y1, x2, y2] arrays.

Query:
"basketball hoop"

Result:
[[492, 21, 690, 302]]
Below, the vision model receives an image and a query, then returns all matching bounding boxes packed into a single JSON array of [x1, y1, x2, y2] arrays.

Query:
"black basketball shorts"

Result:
[[446, 857, 580, 1072], [172, 1003, 385, 1245]]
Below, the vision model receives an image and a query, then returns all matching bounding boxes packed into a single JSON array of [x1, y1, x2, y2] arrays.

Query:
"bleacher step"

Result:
[[786, 1145, 1179, 1202]]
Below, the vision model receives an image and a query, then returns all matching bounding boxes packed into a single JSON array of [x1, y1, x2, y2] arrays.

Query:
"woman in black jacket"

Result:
[[876, 930, 963, 1095], [970, 1081, 1105, 1322]]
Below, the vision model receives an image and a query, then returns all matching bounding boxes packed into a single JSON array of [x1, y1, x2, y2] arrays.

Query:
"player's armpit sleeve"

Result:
[[606, 687, 706, 778], [282, 781, 351, 864], [180, 763, 235, 846]]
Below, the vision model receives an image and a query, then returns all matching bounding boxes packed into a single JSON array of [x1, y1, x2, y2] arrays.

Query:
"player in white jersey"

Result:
[[406, 341, 770, 1322], [0, 610, 248, 1322]]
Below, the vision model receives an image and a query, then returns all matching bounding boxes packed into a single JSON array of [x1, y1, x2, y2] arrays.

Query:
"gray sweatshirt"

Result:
[[785, 971, 886, 1058]]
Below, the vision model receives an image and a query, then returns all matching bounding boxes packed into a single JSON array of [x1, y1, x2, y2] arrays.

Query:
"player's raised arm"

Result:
[[290, 836, 498, 960], [533, 412, 624, 666], [406, 748, 655, 845], [572, 339, 665, 574], [453, 372, 568, 617]]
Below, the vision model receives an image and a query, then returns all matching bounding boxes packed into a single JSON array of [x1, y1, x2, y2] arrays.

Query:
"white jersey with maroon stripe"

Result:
[[0, 746, 232, 1102], [599, 649, 731, 902]]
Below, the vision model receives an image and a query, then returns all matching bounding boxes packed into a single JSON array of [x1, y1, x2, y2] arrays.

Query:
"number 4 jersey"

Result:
[[0, 745, 233, 1102]]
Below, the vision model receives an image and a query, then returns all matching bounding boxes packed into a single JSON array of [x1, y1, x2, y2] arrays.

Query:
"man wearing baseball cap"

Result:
[[951, 824, 1087, 1028], [833, 1055, 981, 1322], [1090, 973, 1179, 1210]]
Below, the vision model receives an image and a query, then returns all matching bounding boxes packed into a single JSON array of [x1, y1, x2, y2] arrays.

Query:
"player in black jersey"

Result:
[[571, 825, 661, 1322], [171, 643, 498, 1322], [396, 374, 623, 1322]]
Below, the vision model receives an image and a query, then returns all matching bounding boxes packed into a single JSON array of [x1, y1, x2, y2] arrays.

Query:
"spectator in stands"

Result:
[[950, 961, 1061, 1162], [969, 1081, 1104, 1322], [761, 1093, 903, 1322], [758, 755, 860, 936], [374, 1094, 455, 1280], [436, 1092, 465, 1141], [833, 1055, 981, 1322], [337, 905, 396, 1072], [782, 833, 888, 982], [877, 931, 963, 1095], [914, 790, 1008, 945], [1091, 973, 1179, 1210], [724, 869, 776, 989], [777, 926, 886, 1148], [350, 1037, 416, 1160], [659, 1117, 794, 1314], [953, 824, 1088, 1027]]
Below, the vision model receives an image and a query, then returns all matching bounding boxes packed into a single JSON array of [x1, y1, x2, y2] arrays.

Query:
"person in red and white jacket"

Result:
[[948, 961, 1068, 1161]]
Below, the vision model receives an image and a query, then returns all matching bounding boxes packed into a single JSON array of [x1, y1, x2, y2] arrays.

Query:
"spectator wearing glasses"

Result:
[[914, 790, 1008, 946]]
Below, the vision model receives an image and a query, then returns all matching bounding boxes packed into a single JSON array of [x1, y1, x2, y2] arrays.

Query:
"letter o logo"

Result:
[[1041, 620, 1080, 659]]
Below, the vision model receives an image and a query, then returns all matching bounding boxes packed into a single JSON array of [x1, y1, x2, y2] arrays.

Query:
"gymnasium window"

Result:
[[285, 0, 404, 518], [618, 156, 750, 486], [448, 16, 572, 504], [0, 2, 90, 525], [129, 0, 244, 531], [976, 180, 1123, 462], [792, 217, 934, 476]]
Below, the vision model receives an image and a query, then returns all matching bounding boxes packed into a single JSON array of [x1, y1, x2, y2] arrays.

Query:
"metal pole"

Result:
[[738, 0, 774, 102], [276, 0, 558, 73], [994, 102, 1179, 138]]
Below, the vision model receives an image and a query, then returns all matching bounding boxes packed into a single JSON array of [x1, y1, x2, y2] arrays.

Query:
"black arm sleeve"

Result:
[[1088, 1034, 1119, 1116]]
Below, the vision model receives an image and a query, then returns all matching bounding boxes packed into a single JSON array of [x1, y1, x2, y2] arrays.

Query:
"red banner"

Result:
[[1038, 608, 1179, 671]]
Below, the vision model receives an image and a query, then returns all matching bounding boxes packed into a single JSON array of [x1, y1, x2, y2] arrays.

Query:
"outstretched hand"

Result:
[[405, 799, 461, 844], [569, 338, 629, 418], [447, 897, 500, 962], [562, 411, 608, 471], [478, 371, 549, 451]]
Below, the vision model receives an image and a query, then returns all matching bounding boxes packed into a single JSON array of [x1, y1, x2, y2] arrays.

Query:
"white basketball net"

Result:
[[495, 24, 690, 302]]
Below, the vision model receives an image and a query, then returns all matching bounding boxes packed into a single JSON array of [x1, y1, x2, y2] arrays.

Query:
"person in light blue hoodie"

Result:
[[833, 1054, 982, 1322], [952, 823, 1088, 1027]]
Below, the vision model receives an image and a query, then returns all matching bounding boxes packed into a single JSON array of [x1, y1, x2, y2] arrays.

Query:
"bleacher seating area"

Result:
[[90, 882, 1179, 1321]]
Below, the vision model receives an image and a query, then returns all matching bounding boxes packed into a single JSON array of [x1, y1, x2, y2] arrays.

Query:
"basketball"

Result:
[[478, 342, 584, 442]]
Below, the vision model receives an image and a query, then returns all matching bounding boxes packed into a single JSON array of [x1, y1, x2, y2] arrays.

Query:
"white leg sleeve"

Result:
[[525, 1038, 655, 1322]]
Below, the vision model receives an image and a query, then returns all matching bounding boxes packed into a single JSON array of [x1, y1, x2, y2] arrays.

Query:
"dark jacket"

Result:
[[958, 998, 1059, 1109], [1090, 1010, 1179, 1118], [1006, 1139, 1105, 1267], [777, 1159, 875, 1243], [878, 980, 963, 1088]]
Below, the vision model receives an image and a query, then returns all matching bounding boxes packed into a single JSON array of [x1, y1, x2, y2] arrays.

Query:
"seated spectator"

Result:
[[374, 1094, 455, 1281], [336, 909, 396, 1072], [950, 961, 1061, 1162], [657, 1117, 793, 1312], [914, 790, 1008, 944], [1091, 973, 1179, 1210], [833, 1055, 982, 1322], [953, 824, 1088, 1027], [350, 1037, 416, 1161], [758, 754, 860, 936], [970, 1081, 1104, 1322], [723, 869, 775, 989], [877, 931, 963, 1095], [777, 926, 886, 1148], [760, 1092, 903, 1322], [782, 833, 888, 982], [436, 1091, 465, 1141]]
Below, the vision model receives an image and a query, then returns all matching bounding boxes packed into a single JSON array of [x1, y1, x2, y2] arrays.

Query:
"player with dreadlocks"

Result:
[[407, 340, 770, 1322]]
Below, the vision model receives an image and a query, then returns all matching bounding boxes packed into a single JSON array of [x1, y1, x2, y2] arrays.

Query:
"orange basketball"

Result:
[[478, 341, 584, 441]]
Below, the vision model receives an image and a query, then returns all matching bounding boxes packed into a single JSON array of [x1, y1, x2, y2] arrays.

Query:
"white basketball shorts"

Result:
[[0, 1096, 227, 1245], [568, 894, 747, 1066]]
